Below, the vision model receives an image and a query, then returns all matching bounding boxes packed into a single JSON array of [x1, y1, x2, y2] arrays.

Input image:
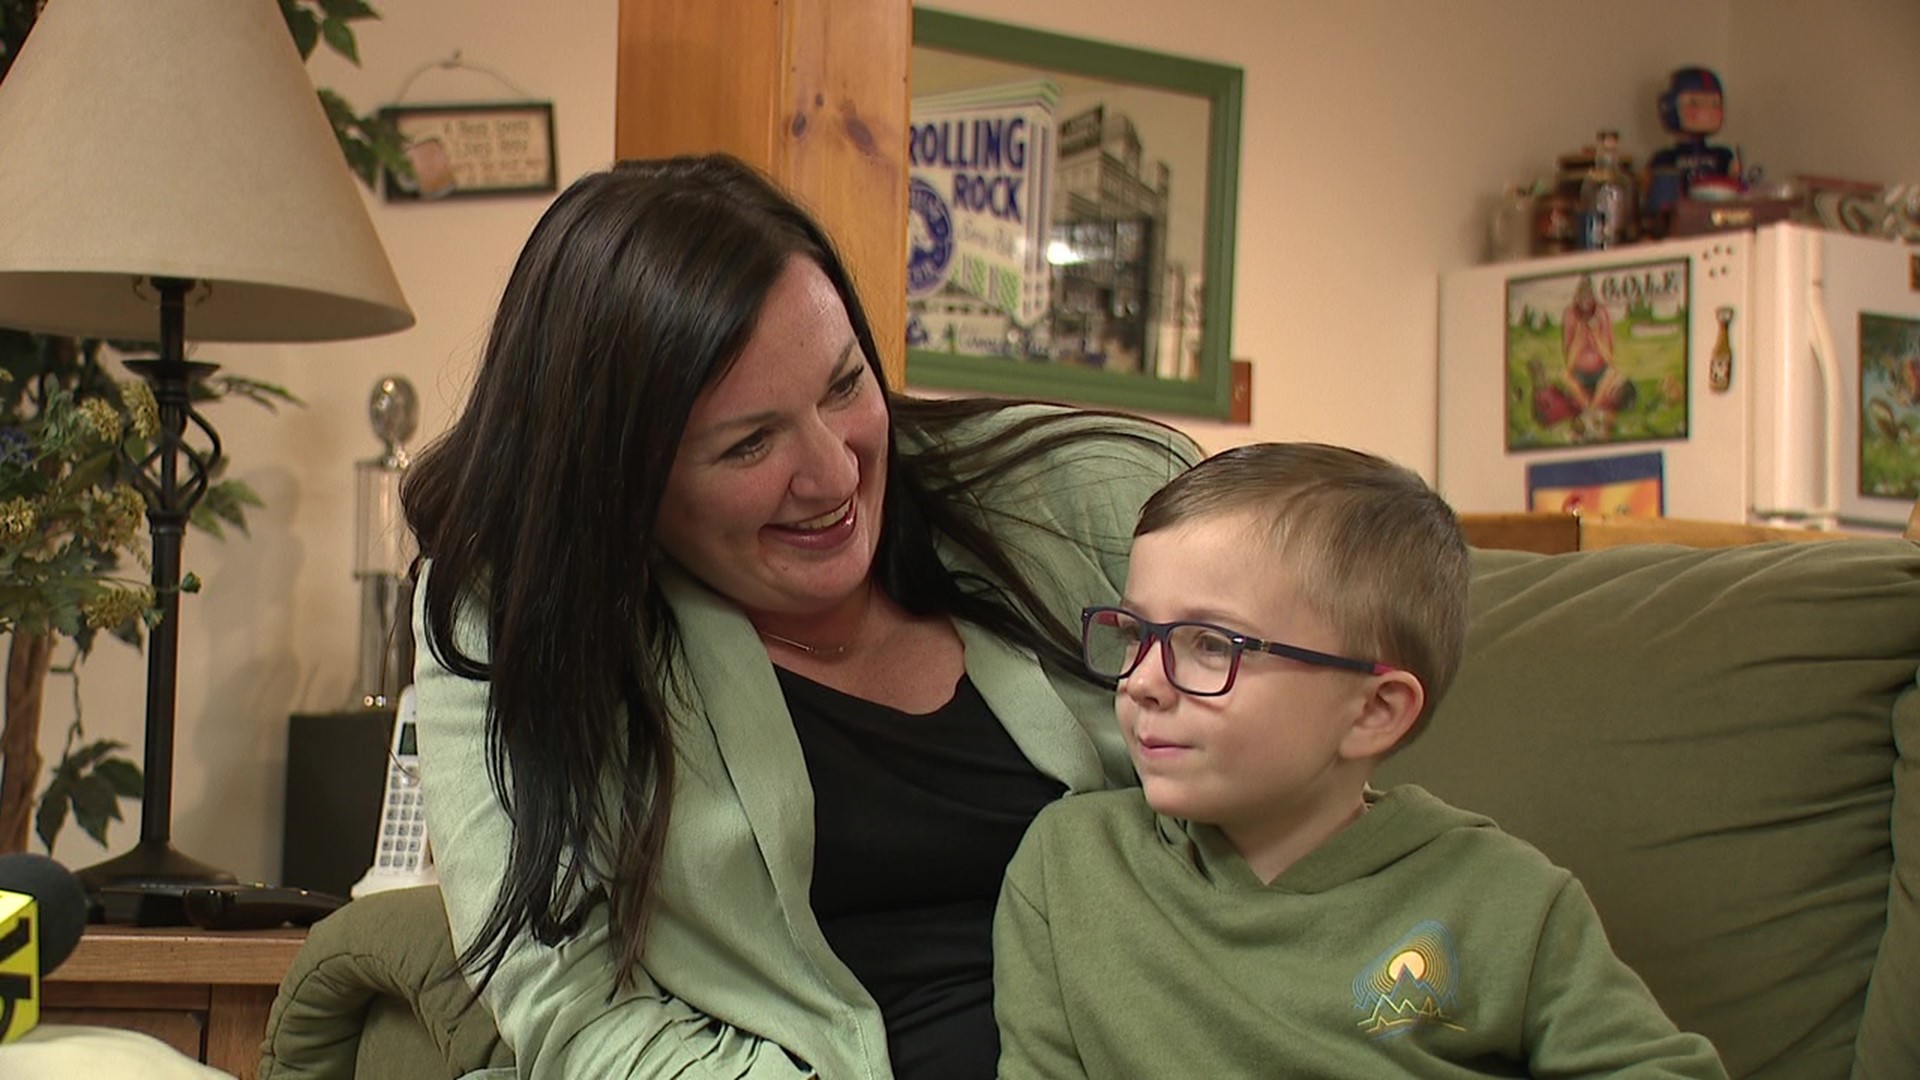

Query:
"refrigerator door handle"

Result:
[[1806, 239, 1844, 527]]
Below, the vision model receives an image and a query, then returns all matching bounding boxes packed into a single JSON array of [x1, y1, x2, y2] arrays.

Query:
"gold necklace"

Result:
[[755, 585, 874, 658]]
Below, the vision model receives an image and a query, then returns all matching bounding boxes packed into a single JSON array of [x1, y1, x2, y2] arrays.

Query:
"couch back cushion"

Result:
[[1374, 539, 1920, 1079]]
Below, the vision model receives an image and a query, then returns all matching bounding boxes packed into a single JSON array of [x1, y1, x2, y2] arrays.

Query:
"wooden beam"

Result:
[[615, 0, 909, 385]]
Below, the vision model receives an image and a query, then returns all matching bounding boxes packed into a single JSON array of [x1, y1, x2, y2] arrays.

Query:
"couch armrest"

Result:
[[259, 885, 511, 1080]]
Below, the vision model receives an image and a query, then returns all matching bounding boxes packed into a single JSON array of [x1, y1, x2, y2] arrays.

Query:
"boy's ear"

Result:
[[1341, 669, 1425, 760]]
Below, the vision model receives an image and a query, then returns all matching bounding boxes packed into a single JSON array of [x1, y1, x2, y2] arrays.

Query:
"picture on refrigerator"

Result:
[[1503, 258, 1691, 451], [1860, 311, 1920, 499], [1525, 451, 1665, 517]]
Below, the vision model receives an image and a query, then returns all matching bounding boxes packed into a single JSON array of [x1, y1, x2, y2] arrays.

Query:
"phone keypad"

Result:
[[376, 761, 427, 870]]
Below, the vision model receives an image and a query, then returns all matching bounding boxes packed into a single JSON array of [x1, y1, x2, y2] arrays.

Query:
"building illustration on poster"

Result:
[[907, 81, 1195, 376], [1051, 105, 1175, 377]]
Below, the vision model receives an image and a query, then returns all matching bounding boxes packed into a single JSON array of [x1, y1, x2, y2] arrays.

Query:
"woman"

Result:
[[403, 154, 1199, 1079]]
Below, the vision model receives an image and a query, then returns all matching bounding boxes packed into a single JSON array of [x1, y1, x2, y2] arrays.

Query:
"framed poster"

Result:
[[1504, 258, 1690, 450], [1526, 452, 1665, 517], [908, 10, 1243, 417], [1859, 311, 1920, 499]]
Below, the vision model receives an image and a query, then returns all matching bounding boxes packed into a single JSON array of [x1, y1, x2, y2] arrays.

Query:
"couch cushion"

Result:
[[1375, 539, 1920, 1080], [1857, 675, 1920, 1080]]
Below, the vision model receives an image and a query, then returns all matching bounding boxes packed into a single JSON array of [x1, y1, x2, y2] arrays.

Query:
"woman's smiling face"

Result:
[[655, 256, 889, 620]]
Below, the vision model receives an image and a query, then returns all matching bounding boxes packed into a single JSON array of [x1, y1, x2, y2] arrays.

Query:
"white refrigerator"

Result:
[[1437, 222, 1920, 532]]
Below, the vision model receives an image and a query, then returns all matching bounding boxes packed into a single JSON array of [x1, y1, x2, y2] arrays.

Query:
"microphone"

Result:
[[0, 854, 88, 1044]]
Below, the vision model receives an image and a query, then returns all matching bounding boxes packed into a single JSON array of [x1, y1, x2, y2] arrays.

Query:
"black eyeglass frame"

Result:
[[1080, 605, 1397, 697]]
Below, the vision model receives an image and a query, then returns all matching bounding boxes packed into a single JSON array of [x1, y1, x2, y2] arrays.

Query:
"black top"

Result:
[[779, 668, 1066, 1080]]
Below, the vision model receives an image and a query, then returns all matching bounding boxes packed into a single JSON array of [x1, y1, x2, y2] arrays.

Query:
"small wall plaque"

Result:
[[380, 102, 557, 201]]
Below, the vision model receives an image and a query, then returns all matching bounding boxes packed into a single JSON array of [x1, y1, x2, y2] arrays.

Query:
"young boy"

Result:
[[992, 443, 1725, 1079]]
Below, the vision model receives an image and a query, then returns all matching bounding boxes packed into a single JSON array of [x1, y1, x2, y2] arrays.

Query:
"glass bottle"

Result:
[[1487, 183, 1537, 262], [1578, 130, 1637, 250], [1534, 148, 1592, 255], [1709, 306, 1735, 392]]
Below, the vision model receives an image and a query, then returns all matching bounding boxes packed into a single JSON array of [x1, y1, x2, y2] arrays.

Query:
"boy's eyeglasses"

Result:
[[1080, 605, 1396, 697]]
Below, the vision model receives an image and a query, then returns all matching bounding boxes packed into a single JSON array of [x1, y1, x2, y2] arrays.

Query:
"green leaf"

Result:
[[209, 374, 304, 411], [66, 737, 123, 773], [93, 758, 144, 800], [180, 571, 201, 594], [187, 505, 228, 541], [342, 137, 381, 188], [107, 617, 143, 650], [319, 16, 360, 66], [34, 777, 69, 854], [70, 775, 121, 846], [317, 88, 358, 129], [216, 479, 266, 510], [65, 447, 117, 489], [193, 479, 265, 542], [318, 0, 379, 21], [281, 2, 321, 60], [49, 604, 79, 638], [361, 112, 415, 183]]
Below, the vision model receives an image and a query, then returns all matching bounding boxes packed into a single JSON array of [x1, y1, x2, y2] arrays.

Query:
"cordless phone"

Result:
[[351, 685, 437, 898]]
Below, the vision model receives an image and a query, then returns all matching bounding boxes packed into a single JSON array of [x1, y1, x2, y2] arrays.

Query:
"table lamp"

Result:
[[0, 0, 414, 894]]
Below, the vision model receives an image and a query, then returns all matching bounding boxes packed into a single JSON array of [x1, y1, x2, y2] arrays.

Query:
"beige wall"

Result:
[[1731, 0, 1920, 188], [32, 1, 1918, 882]]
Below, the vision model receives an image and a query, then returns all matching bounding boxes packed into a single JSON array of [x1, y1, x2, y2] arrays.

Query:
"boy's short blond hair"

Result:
[[1135, 443, 1470, 744]]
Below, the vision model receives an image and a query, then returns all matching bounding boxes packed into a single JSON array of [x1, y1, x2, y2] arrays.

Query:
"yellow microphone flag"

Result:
[[0, 888, 38, 1043]]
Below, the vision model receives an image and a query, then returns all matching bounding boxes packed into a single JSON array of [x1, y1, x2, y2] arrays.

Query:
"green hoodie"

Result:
[[994, 785, 1728, 1079]]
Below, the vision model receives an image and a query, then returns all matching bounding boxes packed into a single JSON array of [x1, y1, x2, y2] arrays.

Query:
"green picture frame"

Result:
[[908, 10, 1243, 417]]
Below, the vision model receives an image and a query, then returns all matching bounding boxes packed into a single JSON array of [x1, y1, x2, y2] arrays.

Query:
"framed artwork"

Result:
[[1859, 311, 1920, 499], [1503, 258, 1691, 450], [1525, 452, 1665, 517], [908, 10, 1243, 417], [378, 102, 557, 201]]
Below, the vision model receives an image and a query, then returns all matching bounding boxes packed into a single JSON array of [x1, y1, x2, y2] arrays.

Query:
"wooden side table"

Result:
[[43, 926, 306, 1080]]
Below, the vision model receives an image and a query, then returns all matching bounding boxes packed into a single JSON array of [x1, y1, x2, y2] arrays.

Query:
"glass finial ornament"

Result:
[[353, 376, 419, 709]]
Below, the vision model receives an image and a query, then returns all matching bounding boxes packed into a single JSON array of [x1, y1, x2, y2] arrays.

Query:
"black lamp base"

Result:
[[77, 838, 235, 890]]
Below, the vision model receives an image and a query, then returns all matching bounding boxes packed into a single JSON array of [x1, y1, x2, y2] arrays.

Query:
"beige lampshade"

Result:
[[0, 0, 413, 342]]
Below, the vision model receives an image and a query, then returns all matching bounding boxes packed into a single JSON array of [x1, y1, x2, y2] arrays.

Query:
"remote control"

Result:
[[181, 883, 347, 930]]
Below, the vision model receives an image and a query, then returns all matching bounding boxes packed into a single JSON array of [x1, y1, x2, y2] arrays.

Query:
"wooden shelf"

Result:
[[52, 925, 306, 986], [1460, 511, 1865, 554], [42, 925, 307, 1080]]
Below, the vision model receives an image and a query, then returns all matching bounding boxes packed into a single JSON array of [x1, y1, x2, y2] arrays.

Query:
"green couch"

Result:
[[258, 538, 1920, 1079]]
